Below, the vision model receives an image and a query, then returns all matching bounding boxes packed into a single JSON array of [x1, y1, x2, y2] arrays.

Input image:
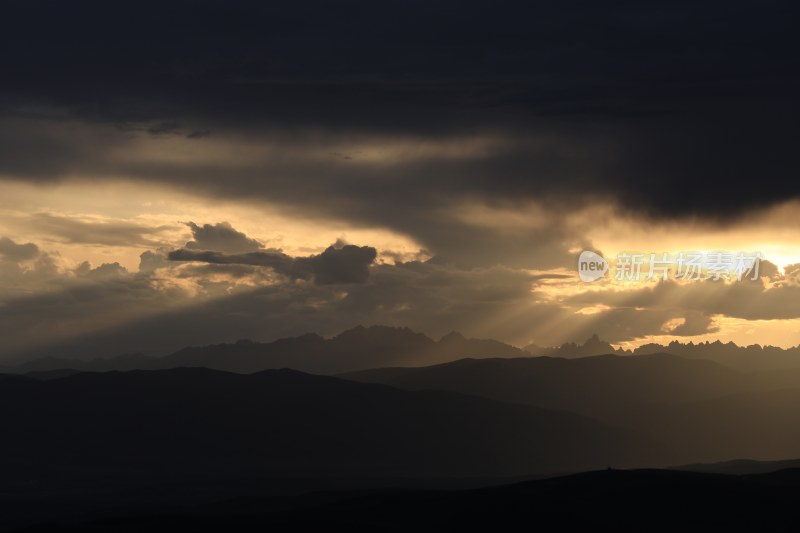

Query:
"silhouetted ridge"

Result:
[[15, 467, 800, 531], [7, 325, 526, 375], [343, 352, 800, 463], [0, 367, 660, 489], [526, 335, 800, 371]]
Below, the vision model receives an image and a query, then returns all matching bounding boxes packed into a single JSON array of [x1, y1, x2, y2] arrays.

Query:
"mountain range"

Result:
[[5, 326, 800, 530], [1, 326, 525, 375], [526, 333, 800, 371], [5, 325, 800, 375]]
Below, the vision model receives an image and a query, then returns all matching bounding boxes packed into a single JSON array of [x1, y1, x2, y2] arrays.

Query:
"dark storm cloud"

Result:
[[169, 243, 378, 285], [308, 244, 379, 285], [0, 0, 798, 218]]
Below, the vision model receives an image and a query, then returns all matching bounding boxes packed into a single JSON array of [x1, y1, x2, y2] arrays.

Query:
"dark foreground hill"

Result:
[[8, 468, 800, 532], [343, 354, 800, 462], [672, 457, 800, 475], [342, 353, 749, 423], [0, 367, 660, 488]]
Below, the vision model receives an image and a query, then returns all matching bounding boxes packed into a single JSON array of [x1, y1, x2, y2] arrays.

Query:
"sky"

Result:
[[1, 0, 800, 361]]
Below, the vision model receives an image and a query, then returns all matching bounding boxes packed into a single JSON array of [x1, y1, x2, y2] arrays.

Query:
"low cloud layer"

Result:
[[169, 242, 377, 285], [1, 218, 799, 362]]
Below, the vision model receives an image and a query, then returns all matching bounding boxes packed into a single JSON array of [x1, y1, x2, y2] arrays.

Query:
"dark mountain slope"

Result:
[[342, 353, 749, 423], [0, 367, 660, 487], [344, 354, 800, 463], [13, 468, 800, 532]]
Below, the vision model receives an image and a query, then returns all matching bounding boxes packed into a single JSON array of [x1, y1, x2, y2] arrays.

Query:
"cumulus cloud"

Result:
[[0, 237, 62, 293], [0, 237, 40, 261], [138, 249, 171, 273], [306, 243, 378, 284], [183, 222, 264, 253], [78, 262, 129, 280]]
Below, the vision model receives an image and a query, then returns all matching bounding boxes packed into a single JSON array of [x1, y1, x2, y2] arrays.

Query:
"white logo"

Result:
[[578, 251, 608, 282]]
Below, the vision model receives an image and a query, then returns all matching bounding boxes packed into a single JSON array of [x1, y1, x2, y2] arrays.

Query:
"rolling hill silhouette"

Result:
[[10, 468, 800, 531], [342, 353, 751, 423], [343, 353, 800, 463], [0, 367, 660, 489], [5, 335, 800, 530], [673, 457, 800, 475]]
